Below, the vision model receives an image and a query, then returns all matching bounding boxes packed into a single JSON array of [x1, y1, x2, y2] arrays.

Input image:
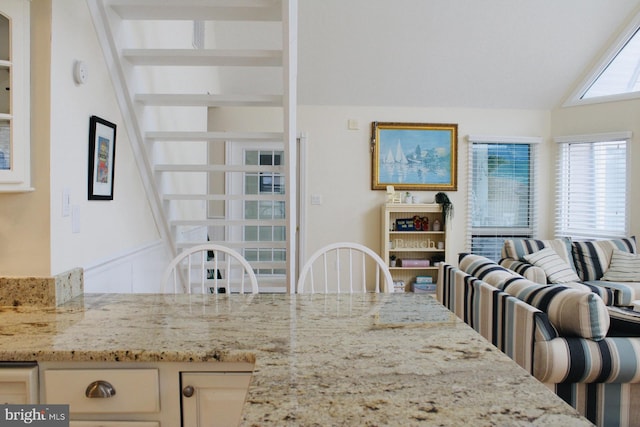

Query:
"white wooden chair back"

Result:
[[297, 242, 393, 294], [161, 244, 258, 294]]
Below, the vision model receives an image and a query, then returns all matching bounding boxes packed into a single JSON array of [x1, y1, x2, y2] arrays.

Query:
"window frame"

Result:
[[554, 131, 631, 240], [564, 10, 640, 106], [466, 135, 540, 261]]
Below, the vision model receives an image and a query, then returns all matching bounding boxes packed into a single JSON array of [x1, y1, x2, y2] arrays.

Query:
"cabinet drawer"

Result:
[[44, 369, 159, 414]]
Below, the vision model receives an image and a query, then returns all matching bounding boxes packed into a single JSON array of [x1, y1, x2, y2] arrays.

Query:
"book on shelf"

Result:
[[412, 282, 436, 293]]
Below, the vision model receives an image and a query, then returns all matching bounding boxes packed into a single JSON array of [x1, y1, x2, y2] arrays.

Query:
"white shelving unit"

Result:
[[381, 203, 446, 293]]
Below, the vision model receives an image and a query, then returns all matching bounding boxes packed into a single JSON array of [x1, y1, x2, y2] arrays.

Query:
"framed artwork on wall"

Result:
[[88, 115, 117, 200], [371, 122, 458, 191]]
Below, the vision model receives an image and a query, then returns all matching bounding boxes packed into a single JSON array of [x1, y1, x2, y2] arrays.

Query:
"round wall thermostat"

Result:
[[73, 60, 88, 84]]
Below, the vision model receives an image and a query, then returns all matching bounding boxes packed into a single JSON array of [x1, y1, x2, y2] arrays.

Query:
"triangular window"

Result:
[[582, 27, 640, 99]]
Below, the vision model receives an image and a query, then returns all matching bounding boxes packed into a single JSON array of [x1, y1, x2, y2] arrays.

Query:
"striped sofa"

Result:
[[499, 237, 640, 307], [438, 253, 640, 427]]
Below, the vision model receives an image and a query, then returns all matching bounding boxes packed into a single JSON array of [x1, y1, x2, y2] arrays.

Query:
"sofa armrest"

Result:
[[534, 337, 640, 384], [499, 258, 547, 284]]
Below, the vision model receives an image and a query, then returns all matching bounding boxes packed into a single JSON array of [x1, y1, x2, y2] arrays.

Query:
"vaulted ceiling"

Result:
[[297, 0, 640, 109]]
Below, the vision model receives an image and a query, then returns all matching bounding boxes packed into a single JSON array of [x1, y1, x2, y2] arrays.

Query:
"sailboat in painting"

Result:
[[383, 141, 408, 164], [395, 141, 408, 164]]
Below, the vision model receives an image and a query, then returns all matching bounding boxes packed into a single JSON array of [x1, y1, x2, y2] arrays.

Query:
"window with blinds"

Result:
[[555, 132, 630, 240], [467, 136, 539, 261]]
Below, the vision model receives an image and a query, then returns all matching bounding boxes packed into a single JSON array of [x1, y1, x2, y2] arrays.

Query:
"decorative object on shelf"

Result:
[[432, 219, 441, 231], [88, 115, 117, 200], [387, 185, 402, 204], [411, 215, 430, 231], [370, 121, 458, 191], [399, 259, 430, 267], [405, 192, 412, 203], [395, 218, 416, 231], [390, 255, 397, 267], [393, 280, 406, 293], [435, 192, 453, 225]]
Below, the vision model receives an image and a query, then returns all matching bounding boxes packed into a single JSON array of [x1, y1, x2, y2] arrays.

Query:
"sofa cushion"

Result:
[[607, 306, 640, 337], [572, 237, 637, 281], [583, 280, 640, 307], [503, 237, 575, 269], [458, 253, 518, 288], [523, 247, 581, 283], [601, 249, 640, 282], [499, 277, 610, 340], [561, 281, 615, 306]]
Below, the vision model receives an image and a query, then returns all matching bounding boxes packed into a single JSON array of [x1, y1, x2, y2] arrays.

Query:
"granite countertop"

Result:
[[0, 293, 591, 426]]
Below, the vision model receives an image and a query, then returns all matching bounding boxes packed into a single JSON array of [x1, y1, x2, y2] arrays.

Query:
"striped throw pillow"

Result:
[[523, 247, 580, 283], [572, 237, 637, 281], [503, 237, 575, 269], [601, 249, 640, 282]]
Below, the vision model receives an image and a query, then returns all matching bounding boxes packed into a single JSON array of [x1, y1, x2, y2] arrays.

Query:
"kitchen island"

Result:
[[0, 293, 590, 426]]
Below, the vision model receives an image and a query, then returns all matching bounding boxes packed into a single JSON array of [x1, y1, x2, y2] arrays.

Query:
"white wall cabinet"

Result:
[[0, 364, 38, 404], [0, 0, 32, 192], [381, 203, 446, 292]]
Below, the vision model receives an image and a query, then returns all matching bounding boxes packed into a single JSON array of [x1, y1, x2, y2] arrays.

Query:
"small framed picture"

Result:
[[88, 115, 117, 200]]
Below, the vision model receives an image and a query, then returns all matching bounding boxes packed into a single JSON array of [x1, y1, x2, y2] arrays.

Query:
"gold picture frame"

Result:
[[371, 122, 457, 191]]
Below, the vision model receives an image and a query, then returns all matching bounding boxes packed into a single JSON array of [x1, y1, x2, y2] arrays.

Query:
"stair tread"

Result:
[[109, 0, 281, 21], [155, 164, 282, 172], [146, 131, 283, 141], [176, 241, 286, 248], [171, 219, 285, 225], [164, 194, 285, 200], [135, 93, 282, 107], [122, 48, 282, 66]]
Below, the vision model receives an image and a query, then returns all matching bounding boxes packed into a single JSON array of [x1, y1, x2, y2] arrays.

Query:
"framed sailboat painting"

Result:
[[371, 122, 458, 191]]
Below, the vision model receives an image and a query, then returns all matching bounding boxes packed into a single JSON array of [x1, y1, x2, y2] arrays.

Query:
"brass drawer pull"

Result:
[[85, 380, 116, 398]]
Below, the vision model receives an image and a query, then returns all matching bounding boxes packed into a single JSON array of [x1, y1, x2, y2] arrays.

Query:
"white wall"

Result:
[[551, 98, 640, 239], [49, 0, 160, 276], [298, 106, 553, 263]]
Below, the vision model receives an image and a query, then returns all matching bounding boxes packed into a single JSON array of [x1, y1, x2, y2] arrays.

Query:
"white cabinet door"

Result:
[[0, 365, 38, 404], [181, 372, 252, 427]]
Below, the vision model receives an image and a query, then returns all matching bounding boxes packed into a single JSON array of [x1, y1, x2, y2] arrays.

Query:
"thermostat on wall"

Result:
[[73, 60, 88, 84]]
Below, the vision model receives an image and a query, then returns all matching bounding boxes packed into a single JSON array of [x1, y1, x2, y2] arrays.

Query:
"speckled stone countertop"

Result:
[[0, 293, 591, 426]]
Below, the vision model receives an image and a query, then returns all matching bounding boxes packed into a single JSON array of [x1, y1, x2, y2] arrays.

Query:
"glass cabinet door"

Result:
[[0, 14, 11, 171], [0, 0, 31, 192]]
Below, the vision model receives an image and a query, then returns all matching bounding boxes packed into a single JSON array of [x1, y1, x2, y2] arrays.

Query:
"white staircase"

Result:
[[88, 0, 297, 292]]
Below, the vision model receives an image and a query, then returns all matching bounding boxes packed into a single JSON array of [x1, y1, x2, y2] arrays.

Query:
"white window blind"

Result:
[[555, 132, 631, 240], [467, 136, 540, 261]]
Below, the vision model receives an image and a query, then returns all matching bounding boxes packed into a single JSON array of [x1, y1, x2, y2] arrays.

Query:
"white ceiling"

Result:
[[297, 0, 640, 109]]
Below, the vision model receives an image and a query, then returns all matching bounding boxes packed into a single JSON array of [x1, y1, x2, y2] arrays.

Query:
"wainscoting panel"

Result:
[[83, 241, 170, 293]]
